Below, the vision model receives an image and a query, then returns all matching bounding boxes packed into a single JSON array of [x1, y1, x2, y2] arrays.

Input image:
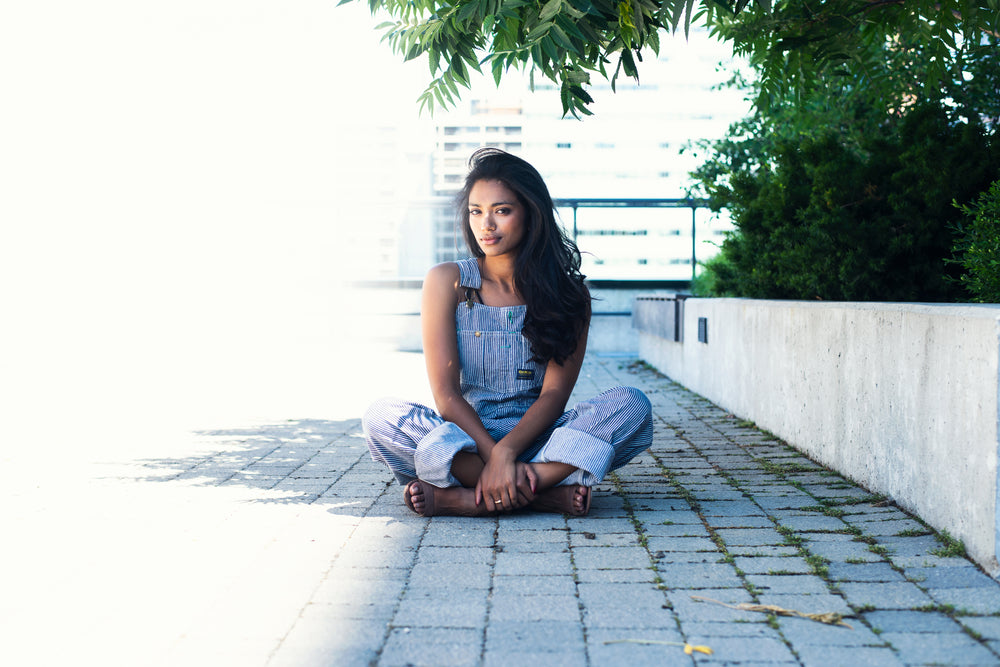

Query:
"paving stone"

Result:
[[657, 562, 744, 588], [585, 627, 686, 666], [961, 616, 1000, 641], [683, 620, 785, 640], [745, 573, 830, 595], [891, 554, 983, 569], [482, 650, 586, 667], [380, 627, 482, 666], [850, 518, 930, 537], [904, 566, 998, 589], [728, 546, 801, 557], [880, 631, 999, 666], [570, 531, 642, 548], [806, 540, 885, 563], [734, 555, 814, 575], [268, 616, 384, 667], [701, 635, 801, 663], [827, 562, 907, 583], [756, 494, 825, 510], [705, 515, 775, 528], [492, 574, 576, 597], [575, 568, 658, 584], [633, 509, 703, 525], [755, 592, 852, 617], [500, 540, 573, 554], [794, 644, 905, 667], [715, 528, 788, 547], [494, 551, 572, 576], [565, 517, 635, 533], [392, 596, 487, 629], [422, 521, 498, 547], [416, 546, 494, 564], [581, 604, 679, 629], [776, 514, 849, 532], [654, 551, 725, 565], [837, 582, 934, 609], [862, 610, 964, 634], [572, 545, 651, 570], [641, 521, 711, 538], [646, 535, 718, 552], [777, 615, 882, 646], [489, 594, 581, 622], [699, 500, 768, 517], [666, 588, 758, 622], [928, 587, 1000, 614], [577, 582, 667, 611], [407, 562, 492, 590]]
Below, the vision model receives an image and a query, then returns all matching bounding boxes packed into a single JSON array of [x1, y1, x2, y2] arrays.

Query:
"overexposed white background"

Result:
[[2, 1, 437, 460]]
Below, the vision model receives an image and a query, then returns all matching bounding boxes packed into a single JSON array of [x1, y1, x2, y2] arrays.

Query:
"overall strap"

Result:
[[456, 258, 483, 310], [456, 257, 482, 289]]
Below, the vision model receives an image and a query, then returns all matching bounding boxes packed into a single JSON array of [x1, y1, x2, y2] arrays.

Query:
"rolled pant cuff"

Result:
[[414, 422, 477, 488], [532, 427, 614, 486]]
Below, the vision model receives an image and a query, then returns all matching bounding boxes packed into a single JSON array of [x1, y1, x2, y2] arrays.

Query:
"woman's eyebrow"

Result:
[[469, 200, 516, 207]]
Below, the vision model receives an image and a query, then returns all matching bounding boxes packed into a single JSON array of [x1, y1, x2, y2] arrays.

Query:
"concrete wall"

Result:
[[635, 297, 1000, 575]]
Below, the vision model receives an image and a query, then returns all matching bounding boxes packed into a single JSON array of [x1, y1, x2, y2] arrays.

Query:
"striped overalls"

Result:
[[363, 258, 652, 489]]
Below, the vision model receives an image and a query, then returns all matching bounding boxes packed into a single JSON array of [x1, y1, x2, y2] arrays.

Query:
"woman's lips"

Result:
[[481, 236, 500, 245]]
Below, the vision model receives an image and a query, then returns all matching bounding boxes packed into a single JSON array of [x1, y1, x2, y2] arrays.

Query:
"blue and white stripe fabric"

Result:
[[364, 258, 652, 488]]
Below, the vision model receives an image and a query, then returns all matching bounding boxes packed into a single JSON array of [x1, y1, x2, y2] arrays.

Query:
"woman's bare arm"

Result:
[[421, 263, 496, 455]]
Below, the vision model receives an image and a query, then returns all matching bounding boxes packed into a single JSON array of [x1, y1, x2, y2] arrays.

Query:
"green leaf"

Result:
[[539, 0, 562, 22]]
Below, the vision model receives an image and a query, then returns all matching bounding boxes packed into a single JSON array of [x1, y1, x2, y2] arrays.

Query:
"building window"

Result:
[[556, 142, 572, 149]]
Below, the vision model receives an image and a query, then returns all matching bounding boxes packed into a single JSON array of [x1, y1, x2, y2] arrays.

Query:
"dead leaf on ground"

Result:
[[691, 595, 853, 628]]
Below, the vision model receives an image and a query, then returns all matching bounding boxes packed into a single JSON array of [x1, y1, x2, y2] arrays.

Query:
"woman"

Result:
[[364, 148, 652, 517]]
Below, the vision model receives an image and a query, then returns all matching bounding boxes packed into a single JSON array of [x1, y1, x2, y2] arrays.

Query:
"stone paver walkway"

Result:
[[6, 356, 999, 666]]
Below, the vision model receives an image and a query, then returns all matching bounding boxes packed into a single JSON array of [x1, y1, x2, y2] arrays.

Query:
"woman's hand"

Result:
[[476, 450, 536, 511], [514, 462, 539, 507]]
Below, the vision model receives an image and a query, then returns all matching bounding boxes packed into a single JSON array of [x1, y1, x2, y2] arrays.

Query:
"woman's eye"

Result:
[[469, 209, 481, 216], [496, 208, 510, 215]]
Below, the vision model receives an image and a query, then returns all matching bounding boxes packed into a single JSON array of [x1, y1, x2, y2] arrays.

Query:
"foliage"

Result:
[[690, 93, 1000, 300], [691, 252, 737, 296], [341, 0, 1000, 117], [951, 180, 1000, 303]]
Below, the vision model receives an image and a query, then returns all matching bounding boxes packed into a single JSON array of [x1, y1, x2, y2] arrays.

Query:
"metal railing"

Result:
[[554, 198, 711, 285]]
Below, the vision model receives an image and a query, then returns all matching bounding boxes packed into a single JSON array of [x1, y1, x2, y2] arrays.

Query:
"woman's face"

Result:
[[468, 179, 526, 258]]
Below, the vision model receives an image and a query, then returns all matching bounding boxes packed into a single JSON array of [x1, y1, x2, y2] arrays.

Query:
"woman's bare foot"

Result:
[[531, 485, 591, 516], [404, 480, 494, 517], [404, 480, 436, 516]]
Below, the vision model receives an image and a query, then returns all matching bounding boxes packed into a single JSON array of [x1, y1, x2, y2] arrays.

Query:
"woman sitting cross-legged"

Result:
[[363, 148, 653, 517]]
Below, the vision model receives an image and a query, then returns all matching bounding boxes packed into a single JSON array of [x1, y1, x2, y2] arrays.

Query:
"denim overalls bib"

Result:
[[456, 258, 545, 426]]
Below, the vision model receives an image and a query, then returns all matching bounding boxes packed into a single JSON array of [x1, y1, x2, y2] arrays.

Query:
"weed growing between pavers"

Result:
[[930, 530, 968, 558]]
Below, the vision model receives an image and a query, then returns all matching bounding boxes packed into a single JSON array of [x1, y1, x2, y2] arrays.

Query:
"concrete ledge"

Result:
[[635, 297, 1000, 574]]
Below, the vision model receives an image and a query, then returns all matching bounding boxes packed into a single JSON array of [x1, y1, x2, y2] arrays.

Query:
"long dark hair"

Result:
[[458, 148, 590, 365]]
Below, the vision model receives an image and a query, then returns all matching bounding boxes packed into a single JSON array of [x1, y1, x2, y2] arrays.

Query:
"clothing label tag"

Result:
[[516, 368, 535, 381]]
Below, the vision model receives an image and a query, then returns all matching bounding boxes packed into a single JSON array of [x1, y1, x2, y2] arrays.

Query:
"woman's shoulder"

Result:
[[425, 258, 481, 288], [422, 262, 466, 308], [424, 261, 461, 285]]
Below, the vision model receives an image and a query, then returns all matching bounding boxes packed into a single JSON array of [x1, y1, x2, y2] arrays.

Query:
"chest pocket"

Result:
[[457, 329, 544, 397]]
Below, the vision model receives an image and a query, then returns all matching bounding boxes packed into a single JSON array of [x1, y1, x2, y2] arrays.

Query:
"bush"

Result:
[[952, 180, 1000, 303], [692, 103, 999, 301]]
